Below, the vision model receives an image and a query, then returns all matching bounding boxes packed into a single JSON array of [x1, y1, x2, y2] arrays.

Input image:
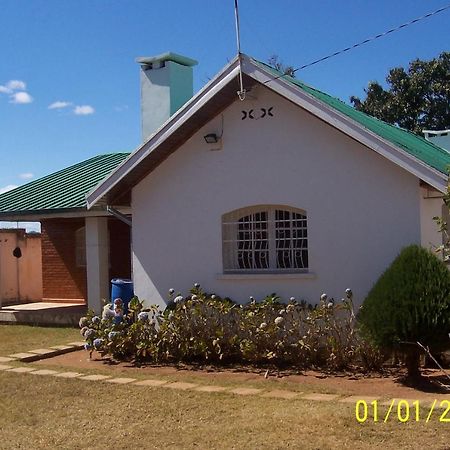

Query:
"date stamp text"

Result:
[[355, 399, 450, 423]]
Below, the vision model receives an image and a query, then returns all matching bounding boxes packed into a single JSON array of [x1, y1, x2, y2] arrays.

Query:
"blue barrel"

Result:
[[111, 278, 134, 314]]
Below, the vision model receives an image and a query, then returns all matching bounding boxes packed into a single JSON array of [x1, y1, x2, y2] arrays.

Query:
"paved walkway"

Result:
[[0, 343, 446, 406]]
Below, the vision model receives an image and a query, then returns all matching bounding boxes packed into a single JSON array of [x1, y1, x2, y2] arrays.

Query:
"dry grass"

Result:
[[0, 324, 79, 355], [0, 371, 449, 450], [1, 325, 450, 449]]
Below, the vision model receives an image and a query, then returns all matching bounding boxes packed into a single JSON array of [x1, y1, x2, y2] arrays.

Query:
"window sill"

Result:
[[217, 272, 316, 280]]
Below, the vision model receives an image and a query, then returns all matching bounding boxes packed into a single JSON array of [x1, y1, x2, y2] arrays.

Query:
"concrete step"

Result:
[[0, 303, 87, 326]]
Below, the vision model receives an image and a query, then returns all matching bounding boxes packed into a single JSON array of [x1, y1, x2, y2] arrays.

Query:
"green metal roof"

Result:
[[0, 153, 129, 215], [252, 58, 450, 175]]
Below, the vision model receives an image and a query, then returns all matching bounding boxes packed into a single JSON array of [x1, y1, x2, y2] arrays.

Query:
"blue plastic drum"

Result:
[[111, 278, 134, 314]]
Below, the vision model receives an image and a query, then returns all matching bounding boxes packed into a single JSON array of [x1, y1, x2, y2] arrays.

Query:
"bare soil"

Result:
[[35, 350, 450, 399]]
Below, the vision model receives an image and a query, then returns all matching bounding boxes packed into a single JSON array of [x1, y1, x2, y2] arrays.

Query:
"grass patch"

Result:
[[0, 371, 448, 449], [0, 325, 80, 355]]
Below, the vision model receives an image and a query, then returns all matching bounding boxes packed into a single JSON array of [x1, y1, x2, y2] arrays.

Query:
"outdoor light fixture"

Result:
[[203, 133, 219, 144]]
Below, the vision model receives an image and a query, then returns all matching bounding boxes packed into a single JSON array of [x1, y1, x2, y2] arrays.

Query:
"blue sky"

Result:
[[0, 0, 449, 230]]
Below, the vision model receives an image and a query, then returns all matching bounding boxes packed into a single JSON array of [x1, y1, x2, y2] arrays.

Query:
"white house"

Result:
[[86, 52, 449, 310]]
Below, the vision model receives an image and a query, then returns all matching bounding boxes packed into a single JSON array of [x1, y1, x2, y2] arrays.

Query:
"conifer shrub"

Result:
[[358, 245, 450, 378]]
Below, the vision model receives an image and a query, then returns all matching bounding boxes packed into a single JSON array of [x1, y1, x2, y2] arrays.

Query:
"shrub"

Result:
[[358, 245, 450, 378], [80, 284, 380, 371]]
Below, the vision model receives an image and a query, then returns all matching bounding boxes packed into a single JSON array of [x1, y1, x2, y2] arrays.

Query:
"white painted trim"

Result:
[[0, 211, 108, 221], [423, 129, 450, 136], [0, 206, 132, 222], [241, 56, 448, 193], [217, 272, 316, 280]]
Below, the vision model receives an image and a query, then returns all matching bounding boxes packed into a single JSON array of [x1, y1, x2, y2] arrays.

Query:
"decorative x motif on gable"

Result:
[[241, 107, 274, 120]]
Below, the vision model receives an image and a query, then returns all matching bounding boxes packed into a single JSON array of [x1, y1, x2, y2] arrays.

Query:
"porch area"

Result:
[[0, 302, 86, 326]]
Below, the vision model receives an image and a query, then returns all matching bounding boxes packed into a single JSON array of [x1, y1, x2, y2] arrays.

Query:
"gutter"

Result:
[[107, 206, 132, 226]]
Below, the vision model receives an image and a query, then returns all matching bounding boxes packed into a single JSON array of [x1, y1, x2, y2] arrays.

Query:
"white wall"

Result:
[[420, 186, 444, 252], [132, 86, 421, 308], [85, 217, 109, 313]]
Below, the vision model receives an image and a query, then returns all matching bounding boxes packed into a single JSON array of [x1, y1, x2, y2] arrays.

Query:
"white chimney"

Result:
[[136, 52, 198, 142]]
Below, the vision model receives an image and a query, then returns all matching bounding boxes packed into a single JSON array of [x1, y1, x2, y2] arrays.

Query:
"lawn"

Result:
[[0, 371, 448, 450], [0, 324, 80, 355], [1, 325, 449, 449]]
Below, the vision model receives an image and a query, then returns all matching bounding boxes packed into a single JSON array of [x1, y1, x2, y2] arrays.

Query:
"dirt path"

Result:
[[35, 350, 450, 399]]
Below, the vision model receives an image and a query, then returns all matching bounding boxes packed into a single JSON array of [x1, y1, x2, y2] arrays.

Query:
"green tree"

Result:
[[433, 188, 450, 262], [350, 52, 450, 134], [358, 245, 450, 379]]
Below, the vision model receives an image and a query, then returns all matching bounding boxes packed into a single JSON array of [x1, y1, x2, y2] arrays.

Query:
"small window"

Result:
[[222, 206, 308, 273], [75, 226, 86, 267]]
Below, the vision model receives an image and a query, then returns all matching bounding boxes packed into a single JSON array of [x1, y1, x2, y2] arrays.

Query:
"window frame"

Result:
[[222, 205, 309, 274]]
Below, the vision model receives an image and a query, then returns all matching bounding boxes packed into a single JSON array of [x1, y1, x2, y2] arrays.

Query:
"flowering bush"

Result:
[[79, 285, 381, 371], [79, 296, 162, 361]]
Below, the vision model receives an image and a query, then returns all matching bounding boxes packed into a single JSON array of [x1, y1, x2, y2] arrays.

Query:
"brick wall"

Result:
[[41, 218, 87, 301], [41, 217, 131, 302]]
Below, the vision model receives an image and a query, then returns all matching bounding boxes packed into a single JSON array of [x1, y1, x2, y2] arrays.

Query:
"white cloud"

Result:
[[114, 105, 129, 112], [10, 91, 33, 104], [48, 100, 72, 110], [19, 172, 34, 180], [0, 79, 27, 95], [7, 80, 26, 90], [74, 105, 95, 115], [0, 184, 18, 194]]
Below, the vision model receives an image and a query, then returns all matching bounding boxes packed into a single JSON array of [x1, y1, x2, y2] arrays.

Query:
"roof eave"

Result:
[[0, 206, 109, 221]]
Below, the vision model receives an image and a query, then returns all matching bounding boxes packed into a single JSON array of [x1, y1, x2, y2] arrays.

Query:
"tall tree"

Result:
[[350, 52, 450, 134]]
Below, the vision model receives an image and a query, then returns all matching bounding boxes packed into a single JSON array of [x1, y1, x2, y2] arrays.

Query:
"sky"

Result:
[[0, 0, 449, 230]]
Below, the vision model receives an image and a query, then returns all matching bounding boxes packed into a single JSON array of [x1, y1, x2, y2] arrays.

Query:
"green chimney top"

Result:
[[136, 52, 198, 67]]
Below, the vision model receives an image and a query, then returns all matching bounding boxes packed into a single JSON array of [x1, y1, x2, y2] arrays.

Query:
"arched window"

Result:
[[222, 206, 308, 273]]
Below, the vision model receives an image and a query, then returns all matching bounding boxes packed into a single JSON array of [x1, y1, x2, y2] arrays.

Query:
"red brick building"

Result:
[[40, 217, 130, 302]]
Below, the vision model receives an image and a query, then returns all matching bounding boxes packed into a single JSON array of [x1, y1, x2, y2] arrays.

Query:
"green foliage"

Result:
[[359, 245, 450, 353], [433, 186, 450, 262], [79, 284, 381, 371], [350, 52, 450, 134]]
